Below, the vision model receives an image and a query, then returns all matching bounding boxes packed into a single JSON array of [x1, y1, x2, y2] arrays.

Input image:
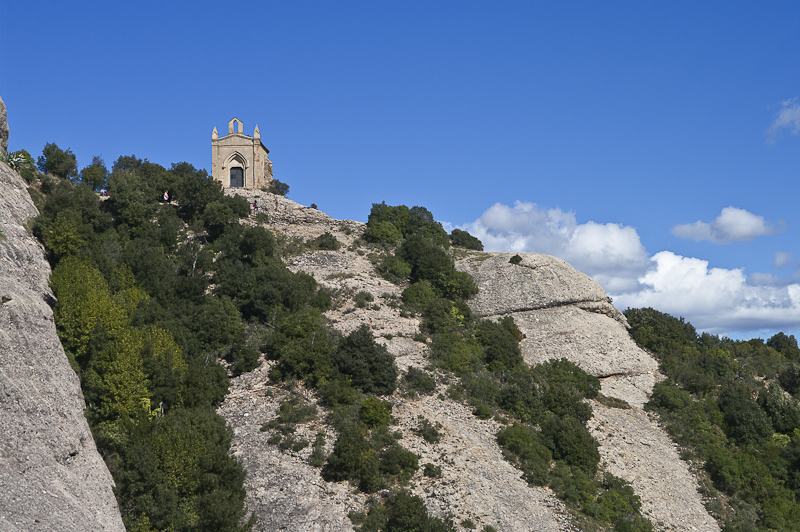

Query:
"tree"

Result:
[[38, 142, 78, 179], [333, 325, 397, 395], [80, 156, 109, 190], [268, 179, 289, 196], [768, 332, 800, 360], [450, 228, 483, 250]]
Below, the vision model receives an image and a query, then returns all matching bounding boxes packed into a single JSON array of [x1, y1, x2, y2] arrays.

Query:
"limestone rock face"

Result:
[[0, 95, 8, 154], [0, 162, 125, 531], [457, 251, 719, 532]]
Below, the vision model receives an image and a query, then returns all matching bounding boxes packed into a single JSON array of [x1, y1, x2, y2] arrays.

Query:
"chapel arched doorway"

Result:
[[230, 167, 244, 187]]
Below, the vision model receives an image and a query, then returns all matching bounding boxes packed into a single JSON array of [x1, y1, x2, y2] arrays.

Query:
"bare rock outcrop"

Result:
[[0, 95, 8, 154], [0, 162, 125, 531], [457, 251, 719, 532], [218, 190, 719, 531]]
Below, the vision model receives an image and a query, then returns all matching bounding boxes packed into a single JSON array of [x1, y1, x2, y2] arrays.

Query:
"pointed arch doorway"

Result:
[[230, 167, 244, 187]]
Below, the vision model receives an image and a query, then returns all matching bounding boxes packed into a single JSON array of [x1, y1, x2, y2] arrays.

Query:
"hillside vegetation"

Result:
[[627, 308, 800, 532], [14, 142, 799, 532]]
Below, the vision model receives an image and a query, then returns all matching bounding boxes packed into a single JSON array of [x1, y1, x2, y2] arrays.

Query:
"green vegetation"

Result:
[[627, 307, 800, 531], [38, 142, 78, 179], [415, 416, 442, 443], [29, 147, 353, 531], [308, 231, 341, 250], [268, 178, 289, 196], [449, 228, 483, 251], [401, 366, 437, 396], [364, 203, 649, 530], [350, 491, 455, 532]]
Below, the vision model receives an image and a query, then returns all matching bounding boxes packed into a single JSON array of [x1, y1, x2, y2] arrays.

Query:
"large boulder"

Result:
[[456, 252, 651, 379], [0, 162, 125, 531]]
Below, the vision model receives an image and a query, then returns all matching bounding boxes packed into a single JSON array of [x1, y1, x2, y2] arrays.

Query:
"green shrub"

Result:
[[263, 396, 318, 434], [268, 179, 289, 196], [402, 367, 437, 395], [509, 254, 522, 265], [354, 290, 375, 308], [423, 463, 442, 478], [540, 416, 599, 475], [450, 228, 483, 251], [416, 416, 442, 443], [473, 404, 493, 420], [309, 431, 327, 467], [360, 396, 392, 428], [402, 280, 437, 311], [377, 253, 412, 283], [309, 231, 341, 250], [718, 383, 773, 445], [496, 423, 552, 486], [322, 423, 382, 492], [646, 381, 692, 412], [379, 444, 419, 478], [364, 220, 402, 245], [332, 325, 397, 395]]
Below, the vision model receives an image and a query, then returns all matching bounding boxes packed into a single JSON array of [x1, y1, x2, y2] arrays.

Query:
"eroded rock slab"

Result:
[[458, 251, 716, 532], [589, 404, 720, 532]]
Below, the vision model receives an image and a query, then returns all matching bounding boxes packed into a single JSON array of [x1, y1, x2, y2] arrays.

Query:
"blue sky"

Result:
[[2, 2, 799, 340]]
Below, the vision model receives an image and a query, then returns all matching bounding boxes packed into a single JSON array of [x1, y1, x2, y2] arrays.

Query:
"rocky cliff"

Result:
[[219, 190, 720, 532], [1, 96, 8, 154], [0, 161, 125, 531]]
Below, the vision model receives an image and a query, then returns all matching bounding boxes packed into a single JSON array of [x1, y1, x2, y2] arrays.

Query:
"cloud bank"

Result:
[[462, 201, 800, 337], [671, 206, 783, 243], [614, 252, 800, 335], [464, 202, 651, 293], [767, 98, 800, 143]]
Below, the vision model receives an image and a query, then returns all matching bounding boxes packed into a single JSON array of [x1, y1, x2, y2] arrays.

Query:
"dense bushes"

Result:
[[35, 154, 339, 531], [351, 491, 455, 532], [449, 228, 483, 250], [628, 307, 800, 531]]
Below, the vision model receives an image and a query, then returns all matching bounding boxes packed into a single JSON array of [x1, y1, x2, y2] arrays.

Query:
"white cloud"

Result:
[[462, 201, 652, 293], [775, 251, 795, 269], [614, 252, 800, 335], [671, 206, 782, 243], [767, 98, 800, 143], [461, 201, 800, 337]]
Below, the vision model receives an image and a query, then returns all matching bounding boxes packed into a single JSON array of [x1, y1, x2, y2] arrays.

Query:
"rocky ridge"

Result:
[[0, 96, 8, 154], [219, 190, 720, 532], [456, 253, 719, 531], [0, 161, 125, 531]]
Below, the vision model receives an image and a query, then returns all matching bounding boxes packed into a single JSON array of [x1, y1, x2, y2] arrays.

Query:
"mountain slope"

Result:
[[0, 161, 125, 532], [219, 190, 719, 532]]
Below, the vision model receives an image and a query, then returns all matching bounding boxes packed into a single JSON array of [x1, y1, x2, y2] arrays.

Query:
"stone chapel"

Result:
[[211, 117, 273, 188]]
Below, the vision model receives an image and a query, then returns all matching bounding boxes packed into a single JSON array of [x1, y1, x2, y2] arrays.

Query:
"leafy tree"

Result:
[[38, 142, 78, 179], [497, 423, 552, 485], [718, 383, 773, 445], [80, 155, 109, 190], [333, 325, 397, 395], [364, 202, 449, 248], [268, 179, 289, 196], [768, 332, 800, 360], [540, 415, 600, 474], [450, 228, 483, 250]]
